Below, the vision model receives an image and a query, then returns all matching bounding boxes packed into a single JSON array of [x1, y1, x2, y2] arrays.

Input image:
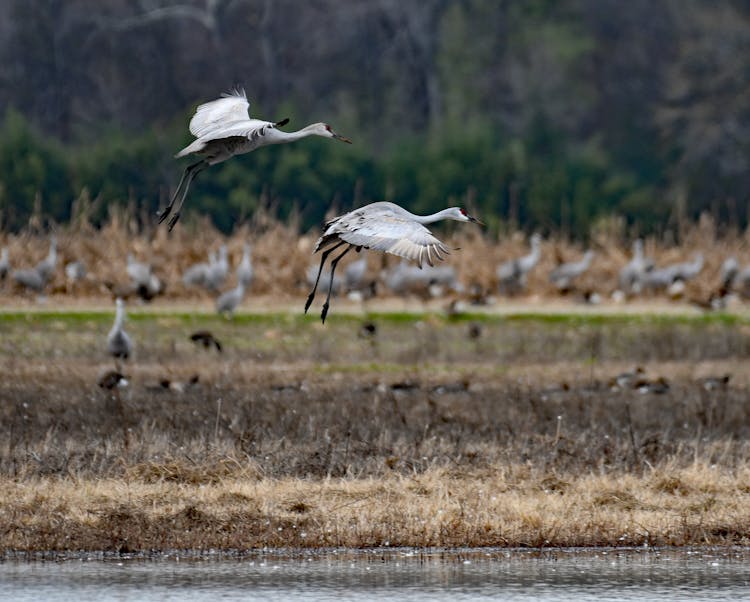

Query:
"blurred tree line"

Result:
[[0, 0, 748, 236]]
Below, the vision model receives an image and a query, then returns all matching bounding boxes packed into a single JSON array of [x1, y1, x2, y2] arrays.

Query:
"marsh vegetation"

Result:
[[1, 311, 749, 551]]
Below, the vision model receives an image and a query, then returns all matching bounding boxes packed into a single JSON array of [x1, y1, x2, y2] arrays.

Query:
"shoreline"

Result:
[[3, 464, 749, 553]]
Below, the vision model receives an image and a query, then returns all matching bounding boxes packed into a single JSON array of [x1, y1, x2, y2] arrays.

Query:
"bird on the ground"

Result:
[[720, 257, 739, 293], [384, 260, 461, 298], [497, 233, 542, 294], [158, 88, 352, 230], [609, 366, 645, 390], [636, 376, 670, 395], [190, 330, 223, 352], [0, 247, 10, 280], [358, 321, 377, 339], [216, 281, 245, 317], [343, 255, 368, 293], [205, 245, 229, 291], [698, 374, 731, 391], [666, 252, 704, 283], [107, 298, 133, 360], [549, 250, 595, 292], [237, 243, 253, 288], [618, 239, 653, 294], [182, 251, 214, 288], [306, 201, 482, 322], [35, 236, 57, 283], [126, 253, 162, 300], [12, 268, 45, 294], [98, 370, 129, 390], [65, 260, 86, 282], [468, 322, 483, 339]]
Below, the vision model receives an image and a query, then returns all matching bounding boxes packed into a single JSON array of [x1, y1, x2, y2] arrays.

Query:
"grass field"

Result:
[[1, 307, 750, 551]]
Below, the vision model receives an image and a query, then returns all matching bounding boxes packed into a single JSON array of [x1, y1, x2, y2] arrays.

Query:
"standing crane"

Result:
[[158, 89, 352, 230], [306, 201, 482, 323], [107, 298, 133, 361], [496, 233, 542, 295], [237, 243, 253, 288], [549, 250, 595, 292], [216, 281, 246, 317]]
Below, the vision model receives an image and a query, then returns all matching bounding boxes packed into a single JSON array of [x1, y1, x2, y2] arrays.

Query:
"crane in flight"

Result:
[[158, 89, 352, 230], [306, 201, 482, 323]]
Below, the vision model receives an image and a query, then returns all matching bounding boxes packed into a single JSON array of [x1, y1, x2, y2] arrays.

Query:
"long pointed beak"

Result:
[[468, 214, 484, 226], [333, 133, 352, 144]]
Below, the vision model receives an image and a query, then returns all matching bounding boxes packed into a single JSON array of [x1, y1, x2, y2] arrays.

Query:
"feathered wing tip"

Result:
[[222, 86, 247, 100]]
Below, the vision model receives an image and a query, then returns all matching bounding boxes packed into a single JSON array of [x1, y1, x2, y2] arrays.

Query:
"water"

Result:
[[2, 548, 750, 601]]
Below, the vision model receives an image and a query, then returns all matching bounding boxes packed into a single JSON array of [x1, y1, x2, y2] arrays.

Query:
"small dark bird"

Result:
[[190, 330, 223, 352], [98, 370, 129, 390], [698, 374, 731, 391], [468, 322, 482, 339], [358, 321, 377, 338], [635, 376, 670, 395]]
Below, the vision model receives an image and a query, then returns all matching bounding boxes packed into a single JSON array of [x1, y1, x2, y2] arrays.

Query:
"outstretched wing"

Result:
[[335, 209, 450, 268], [189, 89, 251, 138]]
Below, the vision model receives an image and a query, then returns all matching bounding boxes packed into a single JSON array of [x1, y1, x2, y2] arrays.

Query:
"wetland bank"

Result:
[[2, 309, 750, 551]]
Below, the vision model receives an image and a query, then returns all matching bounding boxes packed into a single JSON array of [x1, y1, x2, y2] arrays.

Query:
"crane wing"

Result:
[[334, 211, 450, 268], [189, 89, 251, 138]]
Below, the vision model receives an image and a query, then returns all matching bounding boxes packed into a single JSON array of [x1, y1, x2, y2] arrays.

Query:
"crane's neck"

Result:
[[410, 208, 460, 225], [114, 305, 125, 331], [273, 124, 322, 143]]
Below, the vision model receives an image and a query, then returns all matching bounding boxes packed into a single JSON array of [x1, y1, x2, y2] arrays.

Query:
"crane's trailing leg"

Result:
[[157, 159, 208, 230], [305, 241, 345, 314], [320, 245, 352, 323]]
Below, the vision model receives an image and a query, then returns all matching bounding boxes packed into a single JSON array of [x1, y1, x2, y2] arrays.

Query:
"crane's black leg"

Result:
[[158, 160, 207, 229], [305, 241, 344, 314], [321, 245, 352, 323]]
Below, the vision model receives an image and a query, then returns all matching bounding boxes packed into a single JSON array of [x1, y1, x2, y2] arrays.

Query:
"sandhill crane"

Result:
[[158, 89, 352, 230], [642, 252, 704, 296], [65, 261, 86, 282], [35, 236, 57, 282], [12, 268, 45, 294], [237, 243, 253, 288], [343, 255, 368, 293], [720, 257, 739, 292], [216, 281, 245, 317], [497, 233, 542, 294], [107, 298, 133, 360], [205, 245, 229, 291], [182, 251, 213, 288], [384, 260, 460, 298], [306, 201, 482, 322], [549, 250, 595, 291], [126, 253, 162, 300], [667, 252, 704, 282], [0, 247, 9, 280], [619, 239, 653, 294]]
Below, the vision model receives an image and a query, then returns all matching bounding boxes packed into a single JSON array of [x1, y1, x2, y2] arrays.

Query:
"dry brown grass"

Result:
[[2, 210, 750, 304], [3, 462, 750, 551]]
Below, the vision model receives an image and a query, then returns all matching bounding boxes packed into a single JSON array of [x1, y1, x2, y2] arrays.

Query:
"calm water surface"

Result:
[[2, 548, 750, 601]]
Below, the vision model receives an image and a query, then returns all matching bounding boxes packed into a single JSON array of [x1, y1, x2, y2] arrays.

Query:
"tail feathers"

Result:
[[175, 139, 206, 158]]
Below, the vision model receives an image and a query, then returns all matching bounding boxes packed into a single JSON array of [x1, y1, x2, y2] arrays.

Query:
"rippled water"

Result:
[[3, 548, 750, 601]]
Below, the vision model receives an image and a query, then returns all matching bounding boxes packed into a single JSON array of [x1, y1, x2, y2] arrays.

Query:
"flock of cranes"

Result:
[[3, 231, 750, 314], [2, 89, 749, 320]]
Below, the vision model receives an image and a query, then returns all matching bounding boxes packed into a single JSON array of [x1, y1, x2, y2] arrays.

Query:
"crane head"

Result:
[[456, 207, 484, 225], [320, 123, 352, 144]]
